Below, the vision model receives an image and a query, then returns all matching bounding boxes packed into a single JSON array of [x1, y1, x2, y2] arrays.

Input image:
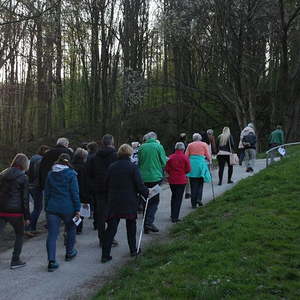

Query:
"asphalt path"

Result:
[[0, 160, 266, 300]]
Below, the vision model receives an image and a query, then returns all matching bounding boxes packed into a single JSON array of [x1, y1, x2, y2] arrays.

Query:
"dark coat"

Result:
[[87, 147, 117, 193], [0, 167, 30, 219], [39, 145, 73, 189], [28, 154, 42, 187], [105, 157, 149, 219], [72, 159, 90, 203]]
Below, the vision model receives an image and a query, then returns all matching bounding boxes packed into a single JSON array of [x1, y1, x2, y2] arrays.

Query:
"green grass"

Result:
[[94, 148, 300, 300]]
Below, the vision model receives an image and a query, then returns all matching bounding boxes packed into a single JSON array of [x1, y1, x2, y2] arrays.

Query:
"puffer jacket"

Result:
[[0, 167, 30, 219]]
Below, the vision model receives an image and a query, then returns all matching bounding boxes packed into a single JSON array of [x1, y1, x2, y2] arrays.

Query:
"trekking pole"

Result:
[[209, 163, 216, 201], [136, 196, 149, 257]]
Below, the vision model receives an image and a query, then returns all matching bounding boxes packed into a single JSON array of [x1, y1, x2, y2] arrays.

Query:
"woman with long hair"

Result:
[[0, 153, 30, 269], [45, 153, 81, 272], [217, 127, 235, 185]]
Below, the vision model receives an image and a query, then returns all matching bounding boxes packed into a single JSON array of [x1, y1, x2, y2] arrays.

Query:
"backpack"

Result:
[[242, 133, 256, 149]]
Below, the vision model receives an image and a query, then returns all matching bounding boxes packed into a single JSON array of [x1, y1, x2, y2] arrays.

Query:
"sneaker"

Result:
[[228, 180, 234, 184], [144, 224, 159, 233], [65, 249, 78, 261], [130, 249, 141, 257], [101, 256, 112, 263], [10, 260, 26, 270], [24, 231, 35, 238], [185, 193, 191, 199], [48, 261, 59, 272]]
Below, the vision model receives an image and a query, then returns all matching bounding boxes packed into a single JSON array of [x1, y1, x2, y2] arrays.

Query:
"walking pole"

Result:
[[136, 196, 149, 257], [209, 163, 216, 201]]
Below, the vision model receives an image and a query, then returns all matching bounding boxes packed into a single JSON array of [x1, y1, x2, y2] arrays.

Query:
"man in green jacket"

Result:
[[138, 132, 167, 233], [269, 125, 284, 163]]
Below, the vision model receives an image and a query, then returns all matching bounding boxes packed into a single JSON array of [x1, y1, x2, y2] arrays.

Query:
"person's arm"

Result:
[[165, 158, 171, 175], [22, 176, 30, 220], [70, 172, 81, 213], [133, 165, 149, 199], [185, 156, 191, 174], [230, 135, 235, 151], [158, 145, 167, 168], [280, 131, 284, 144], [204, 143, 212, 161]]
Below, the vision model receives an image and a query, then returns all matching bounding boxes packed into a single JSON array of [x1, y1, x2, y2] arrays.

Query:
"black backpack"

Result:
[[242, 133, 256, 149]]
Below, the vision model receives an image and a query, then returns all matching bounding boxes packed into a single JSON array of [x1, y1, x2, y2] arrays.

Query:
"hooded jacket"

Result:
[[0, 167, 30, 219], [45, 165, 81, 215], [87, 147, 117, 193]]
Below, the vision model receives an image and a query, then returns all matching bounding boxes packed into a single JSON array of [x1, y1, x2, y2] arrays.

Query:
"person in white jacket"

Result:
[[238, 123, 255, 165]]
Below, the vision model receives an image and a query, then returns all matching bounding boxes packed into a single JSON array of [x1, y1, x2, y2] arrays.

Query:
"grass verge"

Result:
[[94, 149, 300, 299]]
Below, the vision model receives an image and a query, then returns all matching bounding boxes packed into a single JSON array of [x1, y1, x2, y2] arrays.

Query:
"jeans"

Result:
[[46, 213, 76, 262], [28, 187, 43, 231], [144, 181, 160, 226], [244, 148, 256, 169], [190, 178, 204, 207], [0, 216, 24, 261], [170, 184, 186, 220], [102, 218, 136, 258], [217, 155, 233, 183]]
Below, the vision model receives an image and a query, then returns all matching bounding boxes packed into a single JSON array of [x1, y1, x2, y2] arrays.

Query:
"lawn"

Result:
[[94, 148, 300, 299]]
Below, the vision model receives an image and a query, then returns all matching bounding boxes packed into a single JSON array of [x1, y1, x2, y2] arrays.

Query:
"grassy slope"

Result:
[[95, 150, 300, 300]]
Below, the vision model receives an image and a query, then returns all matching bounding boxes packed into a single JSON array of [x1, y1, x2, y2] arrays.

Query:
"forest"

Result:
[[0, 0, 300, 151]]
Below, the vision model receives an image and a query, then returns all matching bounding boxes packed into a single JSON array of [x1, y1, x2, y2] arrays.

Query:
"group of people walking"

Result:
[[0, 123, 282, 272]]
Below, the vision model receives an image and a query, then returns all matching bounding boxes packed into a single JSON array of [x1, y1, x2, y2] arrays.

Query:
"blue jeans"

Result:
[[28, 187, 43, 231], [144, 181, 160, 226], [46, 213, 76, 262]]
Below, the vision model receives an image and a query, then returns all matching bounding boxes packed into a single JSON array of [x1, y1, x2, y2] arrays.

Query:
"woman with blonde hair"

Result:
[[217, 127, 235, 185], [0, 153, 30, 269], [101, 144, 149, 263]]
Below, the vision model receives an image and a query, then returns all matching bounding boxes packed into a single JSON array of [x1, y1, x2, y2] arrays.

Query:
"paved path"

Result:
[[0, 160, 266, 300]]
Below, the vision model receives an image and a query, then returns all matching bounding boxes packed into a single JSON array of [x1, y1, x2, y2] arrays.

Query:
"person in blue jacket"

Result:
[[45, 153, 81, 272]]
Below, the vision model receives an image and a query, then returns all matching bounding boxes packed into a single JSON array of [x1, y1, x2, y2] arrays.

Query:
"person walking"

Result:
[[72, 148, 90, 234], [39, 137, 73, 190], [101, 144, 149, 263], [242, 131, 257, 172], [87, 134, 117, 247], [185, 133, 211, 208], [217, 127, 235, 185], [25, 145, 49, 237], [0, 153, 30, 269], [238, 123, 255, 166], [165, 142, 191, 222], [45, 153, 81, 272], [138, 131, 167, 234], [207, 129, 217, 155], [268, 125, 285, 163]]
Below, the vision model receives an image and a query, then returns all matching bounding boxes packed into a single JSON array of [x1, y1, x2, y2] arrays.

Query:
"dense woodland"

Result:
[[0, 0, 300, 150]]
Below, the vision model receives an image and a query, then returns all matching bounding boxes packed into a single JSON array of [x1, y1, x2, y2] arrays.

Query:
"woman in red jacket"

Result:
[[165, 142, 191, 223]]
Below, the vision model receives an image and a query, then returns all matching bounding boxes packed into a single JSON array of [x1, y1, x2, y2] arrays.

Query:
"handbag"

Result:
[[229, 137, 239, 166]]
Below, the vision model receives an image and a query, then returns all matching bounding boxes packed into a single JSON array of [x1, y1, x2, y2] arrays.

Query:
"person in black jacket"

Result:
[[101, 144, 149, 263], [25, 145, 49, 237], [0, 153, 30, 269], [72, 148, 90, 234], [216, 127, 235, 185], [39, 138, 73, 190], [87, 134, 117, 247]]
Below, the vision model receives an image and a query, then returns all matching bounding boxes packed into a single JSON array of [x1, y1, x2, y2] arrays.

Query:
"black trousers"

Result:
[[190, 178, 204, 207], [102, 218, 136, 258], [170, 184, 186, 220], [0, 216, 24, 261], [95, 193, 107, 245], [217, 155, 233, 183]]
